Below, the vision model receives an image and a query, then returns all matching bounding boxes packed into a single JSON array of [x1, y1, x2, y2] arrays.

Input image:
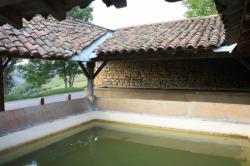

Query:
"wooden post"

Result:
[[0, 58, 4, 111], [86, 61, 95, 100], [86, 61, 96, 111], [67, 94, 71, 101], [78, 61, 97, 110], [40, 98, 45, 105]]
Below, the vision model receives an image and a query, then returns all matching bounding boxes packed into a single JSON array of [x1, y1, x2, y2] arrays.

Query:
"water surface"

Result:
[[1, 122, 249, 166]]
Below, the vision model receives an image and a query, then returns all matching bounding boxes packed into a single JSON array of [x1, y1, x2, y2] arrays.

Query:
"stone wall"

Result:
[[0, 98, 91, 136], [95, 59, 250, 90]]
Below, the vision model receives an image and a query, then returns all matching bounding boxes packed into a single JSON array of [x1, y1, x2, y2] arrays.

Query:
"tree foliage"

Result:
[[182, 0, 217, 18], [67, 6, 93, 21], [19, 60, 82, 89], [3, 59, 19, 94], [52, 61, 82, 88], [18, 60, 54, 88]]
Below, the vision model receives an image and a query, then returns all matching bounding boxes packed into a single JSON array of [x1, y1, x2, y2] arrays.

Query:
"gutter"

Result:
[[71, 31, 113, 62], [213, 43, 237, 54]]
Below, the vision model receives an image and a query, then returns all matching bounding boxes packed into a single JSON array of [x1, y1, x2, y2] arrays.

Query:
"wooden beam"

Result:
[[0, 52, 69, 61], [94, 61, 107, 79], [0, 58, 5, 111], [78, 61, 90, 79], [92, 50, 236, 62]]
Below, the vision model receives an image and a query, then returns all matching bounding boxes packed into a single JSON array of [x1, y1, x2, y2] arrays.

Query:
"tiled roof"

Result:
[[0, 15, 107, 60], [96, 15, 225, 55]]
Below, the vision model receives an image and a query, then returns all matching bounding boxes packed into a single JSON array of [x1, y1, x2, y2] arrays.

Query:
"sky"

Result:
[[91, 0, 187, 30]]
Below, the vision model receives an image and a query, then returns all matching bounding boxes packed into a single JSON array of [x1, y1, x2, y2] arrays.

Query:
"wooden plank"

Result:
[[0, 58, 4, 111]]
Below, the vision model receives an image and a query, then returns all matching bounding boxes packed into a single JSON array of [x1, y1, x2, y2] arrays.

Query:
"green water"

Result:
[[1, 122, 249, 166]]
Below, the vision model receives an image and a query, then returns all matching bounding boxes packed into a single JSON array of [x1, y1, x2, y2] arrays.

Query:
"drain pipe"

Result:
[[213, 43, 237, 54]]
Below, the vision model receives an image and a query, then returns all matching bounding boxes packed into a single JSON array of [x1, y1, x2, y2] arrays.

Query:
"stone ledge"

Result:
[[96, 97, 250, 124], [95, 87, 250, 104]]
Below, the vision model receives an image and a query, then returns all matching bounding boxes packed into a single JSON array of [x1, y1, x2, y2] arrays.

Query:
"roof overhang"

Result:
[[0, 0, 127, 28], [92, 49, 236, 62], [0, 16, 109, 61]]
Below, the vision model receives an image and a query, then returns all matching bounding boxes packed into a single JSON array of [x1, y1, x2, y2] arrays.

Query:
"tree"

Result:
[[19, 60, 82, 89], [67, 6, 93, 21], [18, 60, 54, 88], [182, 0, 217, 18], [52, 61, 82, 88], [3, 58, 19, 95]]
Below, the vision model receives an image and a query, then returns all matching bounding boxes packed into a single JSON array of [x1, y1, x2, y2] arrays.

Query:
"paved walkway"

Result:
[[5, 91, 86, 111]]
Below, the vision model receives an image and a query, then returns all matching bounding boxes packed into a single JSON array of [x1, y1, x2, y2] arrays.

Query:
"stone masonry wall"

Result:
[[95, 59, 250, 90]]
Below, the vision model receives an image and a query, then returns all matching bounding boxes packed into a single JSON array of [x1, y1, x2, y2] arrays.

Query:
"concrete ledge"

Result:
[[1, 110, 250, 154], [0, 98, 91, 136]]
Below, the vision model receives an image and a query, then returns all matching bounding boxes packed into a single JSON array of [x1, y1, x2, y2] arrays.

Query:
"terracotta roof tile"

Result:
[[96, 15, 225, 55], [0, 15, 107, 59]]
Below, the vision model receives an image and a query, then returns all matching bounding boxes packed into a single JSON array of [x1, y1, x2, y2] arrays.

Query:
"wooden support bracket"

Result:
[[94, 61, 107, 79], [3, 58, 11, 69], [78, 61, 90, 79], [78, 61, 107, 111], [78, 61, 107, 79]]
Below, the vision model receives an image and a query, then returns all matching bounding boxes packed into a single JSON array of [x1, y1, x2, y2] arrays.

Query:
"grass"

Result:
[[5, 87, 85, 102], [5, 74, 87, 102], [43, 74, 87, 89]]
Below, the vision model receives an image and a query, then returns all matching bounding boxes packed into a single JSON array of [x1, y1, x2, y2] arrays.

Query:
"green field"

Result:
[[43, 74, 87, 89], [5, 74, 87, 102]]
